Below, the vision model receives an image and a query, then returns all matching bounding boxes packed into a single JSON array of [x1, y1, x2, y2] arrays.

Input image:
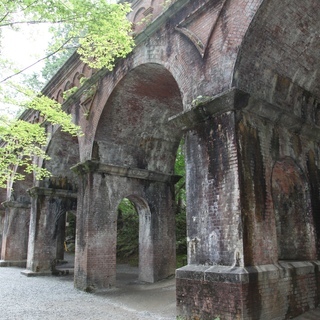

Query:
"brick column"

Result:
[[22, 187, 76, 276], [0, 208, 4, 257], [174, 88, 320, 319], [73, 162, 118, 291], [0, 201, 30, 267]]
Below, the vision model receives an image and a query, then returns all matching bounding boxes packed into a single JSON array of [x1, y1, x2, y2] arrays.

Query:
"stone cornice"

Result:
[[72, 161, 181, 184], [2, 200, 31, 209], [168, 88, 244, 130], [28, 187, 77, 199], [168, 87, 320, 142]]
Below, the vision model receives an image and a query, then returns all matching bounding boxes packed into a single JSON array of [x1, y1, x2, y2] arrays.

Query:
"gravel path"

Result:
[[0, 266, 176, 320]]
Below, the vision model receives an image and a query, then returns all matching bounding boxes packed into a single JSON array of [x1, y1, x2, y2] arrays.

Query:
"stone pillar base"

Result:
[[176, 261, 320, 320], [0, 260, 27, 268], [20, 269, 52, 277]]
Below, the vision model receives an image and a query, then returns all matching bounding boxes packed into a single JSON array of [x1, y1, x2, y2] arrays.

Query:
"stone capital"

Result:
[[2, 200, 31, 209], [72, 160, 181, 184], [169, 87, 320, 141], [27, 187, 77, 199], [168, 88, 249, 130]]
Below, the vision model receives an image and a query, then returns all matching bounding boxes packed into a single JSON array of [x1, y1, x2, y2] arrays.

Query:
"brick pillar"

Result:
[[175, 88, 320, 319], [143, 180, 177, 282], [73, 165, 118, 291], [0, 208, 4, 257], [0, 201, 30, 267], [22, 187, 76, 276], [73, 161, 177, 291]]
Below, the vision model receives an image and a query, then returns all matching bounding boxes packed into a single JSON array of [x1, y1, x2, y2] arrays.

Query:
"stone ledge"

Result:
[[168, 87, 320, 142], [28, 187, 77, 199], [2, 201, 30, 209], [72, 160, 181, 184], [21, 269, 52, 277], [176, 260, 320, 284], [0, 260, 27, 268]]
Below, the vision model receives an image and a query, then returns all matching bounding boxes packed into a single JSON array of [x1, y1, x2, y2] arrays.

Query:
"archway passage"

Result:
[[74, 63, 183, 291], [116, 196, 153, 283], [116, 198, 139, 268]]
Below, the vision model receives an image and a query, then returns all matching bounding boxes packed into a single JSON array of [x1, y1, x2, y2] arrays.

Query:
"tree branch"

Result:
[[0, 38, 79, 84], [0, 16, 84, 28]]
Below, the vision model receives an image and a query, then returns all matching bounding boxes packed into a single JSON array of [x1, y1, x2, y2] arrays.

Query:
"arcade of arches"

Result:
[[1, 0, 320, 319]]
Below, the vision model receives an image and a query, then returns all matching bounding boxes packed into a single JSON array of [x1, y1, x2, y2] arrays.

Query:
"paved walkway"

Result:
[[0, 265, 176, 320]]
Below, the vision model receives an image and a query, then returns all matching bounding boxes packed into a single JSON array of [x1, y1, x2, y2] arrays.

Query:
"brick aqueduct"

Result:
[[1, 0, 320, 319]]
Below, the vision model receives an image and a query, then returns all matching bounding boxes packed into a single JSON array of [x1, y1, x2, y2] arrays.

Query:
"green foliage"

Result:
[[0, 117, 50, 187], [0, 81, 81, 187], [63, 87, 78, 100], [76, 2, 134, 70], [175, 140, 187, 255], [41, 24, 77, 83], [0, 91, 81, 187], [1, 0, 134, 81], [117, 198, 139, 264], [0, 0, 134, 186], [162, 0, 175, 10]]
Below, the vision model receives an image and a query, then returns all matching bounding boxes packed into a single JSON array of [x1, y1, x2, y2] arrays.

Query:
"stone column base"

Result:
[[0, 260, 27, 268], [20, 269, 52, 277], [176, 261, 320, 320]]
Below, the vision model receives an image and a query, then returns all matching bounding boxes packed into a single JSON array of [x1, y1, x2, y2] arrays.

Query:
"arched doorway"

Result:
[[116, 196, 154, 283], [74, 63, 184, 290]]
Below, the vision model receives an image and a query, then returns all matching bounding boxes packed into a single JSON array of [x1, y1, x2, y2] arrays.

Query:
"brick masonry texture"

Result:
[[1, 0, 320, 319]]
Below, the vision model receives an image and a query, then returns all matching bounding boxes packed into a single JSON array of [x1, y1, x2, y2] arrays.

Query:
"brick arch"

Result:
[[233, 0, 320, 105], [72, 72, 80, 87], [42, 128, 80, 190], [56, 89, 63, 103], [133, 7, 146, 23], [93, 63, 183, 174], [9, 169, 33, 203], [271, 157, 317, 261], [64, 80, 72, 91]]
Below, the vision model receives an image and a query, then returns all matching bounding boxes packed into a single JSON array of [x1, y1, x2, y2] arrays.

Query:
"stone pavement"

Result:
[[0, 265, 176, 320]]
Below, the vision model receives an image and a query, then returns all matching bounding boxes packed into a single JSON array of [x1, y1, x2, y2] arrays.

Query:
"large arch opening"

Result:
[[92, 63, 185, 286], [234, 0, 320, 107], [94, 63, 183, 173], [174, 139, 187, 268], [116, 196, 153, 283]]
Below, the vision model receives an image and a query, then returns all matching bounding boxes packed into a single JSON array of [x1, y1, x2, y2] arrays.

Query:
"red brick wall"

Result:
[[177, 262, 320, 320]]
